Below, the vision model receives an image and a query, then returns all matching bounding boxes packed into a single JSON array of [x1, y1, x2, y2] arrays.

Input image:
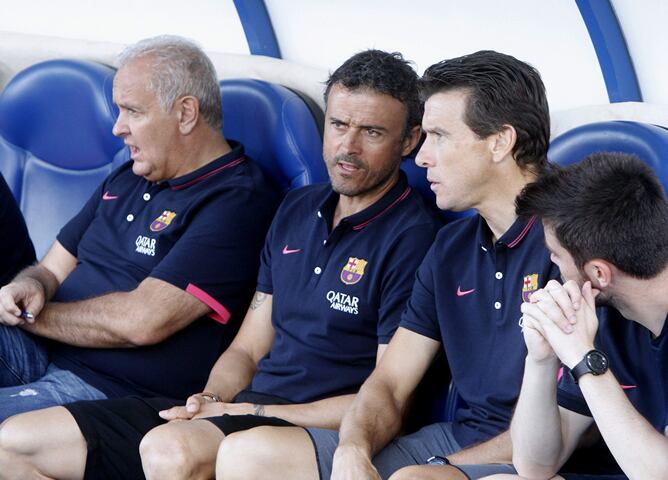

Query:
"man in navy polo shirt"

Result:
[[219, 50, 560, 480], [479, 153, 668, 480], [0, 50, 441, 480], [0, 36, 277, 421], [0, 173, 35, 286]]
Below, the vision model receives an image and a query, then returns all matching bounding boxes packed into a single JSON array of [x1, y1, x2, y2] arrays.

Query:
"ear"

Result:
[[176, 96, 199, 135], [489, 124, 517, 164], [583, 259, 614, 289], [400, 125, 422, 157]]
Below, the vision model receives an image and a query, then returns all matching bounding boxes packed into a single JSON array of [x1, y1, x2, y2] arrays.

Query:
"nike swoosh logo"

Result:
[[102, 191, 119, 201], [456, 286, 476, 297], [621, 385, 637, 390], [282, 245, 301, 255]]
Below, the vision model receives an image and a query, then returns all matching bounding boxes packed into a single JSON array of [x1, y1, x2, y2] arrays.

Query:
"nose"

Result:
[[112, 111, 128, 138], [340, 129, 361, 155], [415, 140, 433, 168]]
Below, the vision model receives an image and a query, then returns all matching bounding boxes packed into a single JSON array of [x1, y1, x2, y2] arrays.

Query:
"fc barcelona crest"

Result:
[[340, 257, 368, 285], [150, 210, 177, 232], [522, 273, 539, 302]]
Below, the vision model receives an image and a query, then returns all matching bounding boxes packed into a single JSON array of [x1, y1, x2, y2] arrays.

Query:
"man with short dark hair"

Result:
[[214, 50, 561, 480], [0, 173, 35, 287], [480, 152, 668, 480], [0, 49, 441, 480], [0, 35, 278, 420]]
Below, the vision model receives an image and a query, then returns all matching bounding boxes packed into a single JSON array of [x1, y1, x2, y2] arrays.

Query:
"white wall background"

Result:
[[0, 0, 249, 54]]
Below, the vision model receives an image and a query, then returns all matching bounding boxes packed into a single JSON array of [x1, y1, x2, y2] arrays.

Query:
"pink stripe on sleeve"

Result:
[[186, 283, 231, 325]]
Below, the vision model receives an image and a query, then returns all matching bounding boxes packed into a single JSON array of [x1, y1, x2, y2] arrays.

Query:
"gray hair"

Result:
[[117, 35, 222, 130]]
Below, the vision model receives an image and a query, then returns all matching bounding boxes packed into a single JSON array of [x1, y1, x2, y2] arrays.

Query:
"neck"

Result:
[[332, 170, 400, 228], [611, 268, 668, 337], [172, 129, 232, 178], [478, 164, 538, 242]]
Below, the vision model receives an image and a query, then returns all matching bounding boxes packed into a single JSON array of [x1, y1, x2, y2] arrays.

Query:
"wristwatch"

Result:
[[426, 455, 451, 465], [571, 349, 609, 383]]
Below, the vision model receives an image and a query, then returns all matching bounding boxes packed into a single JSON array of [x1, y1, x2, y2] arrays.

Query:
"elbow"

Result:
[[121, 314, 172, 347]]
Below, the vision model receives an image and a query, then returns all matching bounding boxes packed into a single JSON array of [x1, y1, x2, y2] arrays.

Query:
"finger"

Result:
[[158, 406, 190, 420], [545, 280, 580, 323], [520, 304, 550, 337], [186, 395, 204, 413], [528, 291, 574, 333], [581, 281, 598, 309], [0, 290, 22, 318]]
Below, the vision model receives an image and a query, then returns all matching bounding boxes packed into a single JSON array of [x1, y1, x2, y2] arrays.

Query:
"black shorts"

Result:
[[65, 391, 295, 480]]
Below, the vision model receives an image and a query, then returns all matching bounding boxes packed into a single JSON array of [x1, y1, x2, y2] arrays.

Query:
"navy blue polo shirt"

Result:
[[557, 309, 668, 473], [50, 142, 279, 399], [250, 172, 442, 403], [0, 173, 36, 285], [400, 214, 560, 447]]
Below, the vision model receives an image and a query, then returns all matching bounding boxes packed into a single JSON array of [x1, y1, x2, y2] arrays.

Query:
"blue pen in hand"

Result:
[[20, 311, 34, 321]]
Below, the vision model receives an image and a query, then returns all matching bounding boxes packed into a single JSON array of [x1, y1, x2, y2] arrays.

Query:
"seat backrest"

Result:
[[219, 79, 328, 193], [549, 120, 668, 192], [0, 59, 125, 259]]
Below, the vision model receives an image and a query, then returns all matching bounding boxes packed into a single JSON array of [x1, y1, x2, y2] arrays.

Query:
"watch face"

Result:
[[586, 351, 608, 374]]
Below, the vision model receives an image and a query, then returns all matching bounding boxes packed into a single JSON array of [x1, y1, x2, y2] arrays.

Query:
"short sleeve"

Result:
[[398, 243, 441, 341], [150, 188, 271, 323], [56, 181, 106, 257], [255, 214, 276, 295], [376, 224, 438, 344]]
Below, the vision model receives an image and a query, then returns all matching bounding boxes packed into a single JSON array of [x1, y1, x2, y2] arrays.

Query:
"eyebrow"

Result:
[[328, 115, 388, 133], [422, 126, 448, 136]]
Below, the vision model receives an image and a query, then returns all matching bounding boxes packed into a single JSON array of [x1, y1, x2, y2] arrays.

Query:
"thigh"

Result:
[[455, 463, 517, 479], [373, 422, 463, 478], [0, 364, 106, 421], [0, 325, 48, 386], [0, 406, 88, 480], [65, 396, 178, 480]]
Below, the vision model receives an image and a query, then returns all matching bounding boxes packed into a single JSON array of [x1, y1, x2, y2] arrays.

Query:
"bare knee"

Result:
[[140, 425, 199, 480], [217, 429, 270, 480], [0, 414, 42, 455], [389, 465, 467, 480]]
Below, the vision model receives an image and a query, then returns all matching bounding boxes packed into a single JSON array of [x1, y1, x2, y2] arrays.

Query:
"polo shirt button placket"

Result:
[[494, 301, 502, 310], [143, 193, 151, 201], [314, 267, 322, 275], [126, 214, 134, 222]]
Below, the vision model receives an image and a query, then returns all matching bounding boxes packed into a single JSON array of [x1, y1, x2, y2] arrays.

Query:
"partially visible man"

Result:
[[0, 35, 277, 420], [0, 173, 35, 286], [215, 50, 559, 480], [481, 152, 668, 480], [0, 50, 441, 480]]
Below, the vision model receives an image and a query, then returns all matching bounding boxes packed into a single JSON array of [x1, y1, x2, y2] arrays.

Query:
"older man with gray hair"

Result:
[[0, 35, 278, 421]]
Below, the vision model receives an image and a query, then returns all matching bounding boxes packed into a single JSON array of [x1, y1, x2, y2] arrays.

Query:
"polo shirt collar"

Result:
[[319, 171, 412, 231], [478, 214, 538, 250], [166, 140, 246, 191]]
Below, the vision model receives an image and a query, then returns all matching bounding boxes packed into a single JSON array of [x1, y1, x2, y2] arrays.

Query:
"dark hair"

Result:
[[324, 49, 421, 139], [420, 50, 550, 173], [516, 152, 668, 278]]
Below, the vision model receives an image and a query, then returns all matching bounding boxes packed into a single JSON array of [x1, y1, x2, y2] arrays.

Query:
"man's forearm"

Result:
[[14, 265, 60, 302], [579, 371, 668, 477], [511, 356, 563, 477], [262, 394, 356, 430], [21, 291, 141, 347], [338, 376, 404, 457], [201, 347, 258, 402], [447, 430, 511, 465]]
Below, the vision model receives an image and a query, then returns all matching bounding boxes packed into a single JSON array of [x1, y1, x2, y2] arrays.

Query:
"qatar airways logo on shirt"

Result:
[[135, 235, 156, 257], [326, 290, 359, 315]]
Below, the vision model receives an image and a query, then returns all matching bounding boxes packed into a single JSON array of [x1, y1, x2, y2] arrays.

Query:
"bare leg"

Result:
[[140, 419, 226, 480], [0, 406, 87, 480], [389, 465, 467, 480], [216, 426, 318, 480]]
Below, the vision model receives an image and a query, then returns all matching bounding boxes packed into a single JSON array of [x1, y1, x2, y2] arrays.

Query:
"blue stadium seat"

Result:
[[0, 59, 124, 259], [549, 121, 668, 192], [219, 79, 328, 193]]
